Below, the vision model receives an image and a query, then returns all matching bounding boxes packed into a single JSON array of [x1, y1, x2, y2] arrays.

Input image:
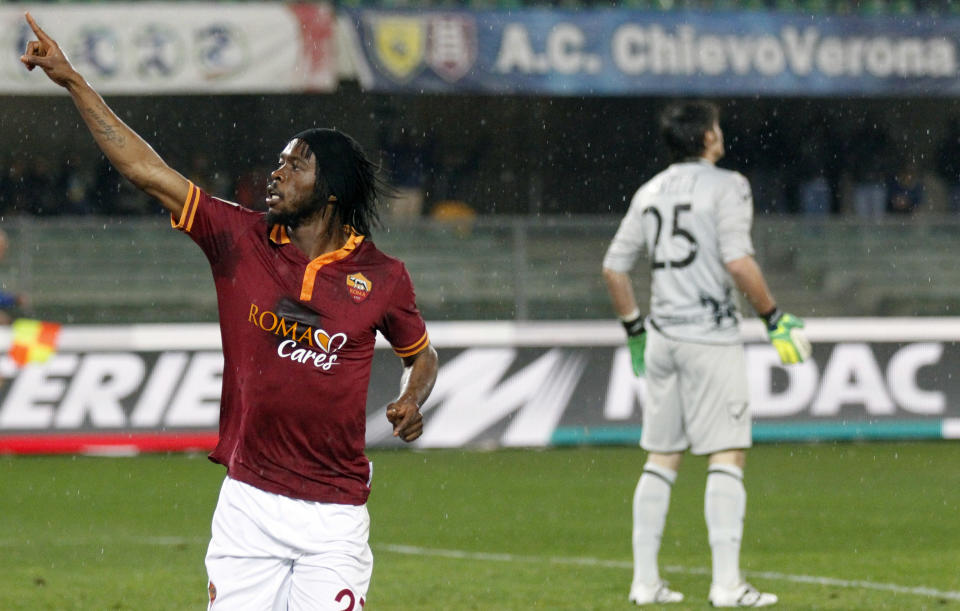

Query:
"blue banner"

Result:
[[344, 8, 959, 96]]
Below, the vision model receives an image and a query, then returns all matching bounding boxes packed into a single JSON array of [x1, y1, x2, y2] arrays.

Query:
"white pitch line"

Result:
[[0, 536, 208, 547], [4, 537, 958, 602], [378, 544, 960, 602], [739, 569, 960, 601]]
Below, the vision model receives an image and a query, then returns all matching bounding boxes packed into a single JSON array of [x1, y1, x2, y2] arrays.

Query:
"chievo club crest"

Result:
[[372, 16, 425, 80], [347, 273, 372, 303], [368, 13, 477, 83]]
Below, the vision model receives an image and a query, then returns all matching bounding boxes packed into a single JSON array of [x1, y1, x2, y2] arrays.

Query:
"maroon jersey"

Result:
[[173, 183, 429, 505]]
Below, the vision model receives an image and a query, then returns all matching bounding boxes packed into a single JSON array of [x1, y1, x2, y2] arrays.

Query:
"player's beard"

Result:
[[265, 194, 325, 230]]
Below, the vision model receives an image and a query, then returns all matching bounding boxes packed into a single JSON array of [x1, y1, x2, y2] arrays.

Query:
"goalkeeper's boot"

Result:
[[709, 582, 778, 607], [629, 580, 684, 605]]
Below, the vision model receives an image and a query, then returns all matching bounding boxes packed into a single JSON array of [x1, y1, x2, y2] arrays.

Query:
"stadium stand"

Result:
[[2, 8, 956, 324], [3, 215, 958, 325]]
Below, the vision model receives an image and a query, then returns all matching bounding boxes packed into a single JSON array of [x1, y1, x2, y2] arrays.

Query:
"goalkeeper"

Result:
[[602, 101, 809, 608]]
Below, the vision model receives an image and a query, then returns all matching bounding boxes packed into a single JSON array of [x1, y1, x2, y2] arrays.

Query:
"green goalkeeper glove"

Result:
[[762, 308, 812, 365], [621, 314, 646, 376]]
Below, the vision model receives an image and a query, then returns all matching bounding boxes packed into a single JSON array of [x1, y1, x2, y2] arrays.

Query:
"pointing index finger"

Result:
[[24, 12, 52, 43]]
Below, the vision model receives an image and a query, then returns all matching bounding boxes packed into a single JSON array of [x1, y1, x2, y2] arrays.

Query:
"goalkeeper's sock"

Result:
[[631, 462, 676, 590], [705, 464, 746, 590]]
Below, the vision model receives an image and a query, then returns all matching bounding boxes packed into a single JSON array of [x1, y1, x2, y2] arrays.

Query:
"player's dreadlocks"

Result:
[[292, 128, 387, 236], [659, 101, 720, 163]]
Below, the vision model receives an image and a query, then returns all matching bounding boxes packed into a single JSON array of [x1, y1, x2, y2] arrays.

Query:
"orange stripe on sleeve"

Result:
[[185, 184, 201, 232], [393, 332, 429, 357], [170, 182, 196, 229]]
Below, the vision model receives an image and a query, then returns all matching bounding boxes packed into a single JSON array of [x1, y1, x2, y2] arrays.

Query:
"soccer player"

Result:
[[602, 101, 810, 607], [21, 13, 438, 610]]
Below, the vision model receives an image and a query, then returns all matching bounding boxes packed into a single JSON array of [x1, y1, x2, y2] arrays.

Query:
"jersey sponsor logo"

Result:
[[248, 303, 348, 372], [347, 273, 372, 303], [277, 329, 347, 372], [313, 329, 348, 354], [208, 582, 217, 604]]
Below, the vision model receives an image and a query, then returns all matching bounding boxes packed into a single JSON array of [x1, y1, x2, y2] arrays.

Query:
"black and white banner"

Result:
[[1, 319, 958, 454]]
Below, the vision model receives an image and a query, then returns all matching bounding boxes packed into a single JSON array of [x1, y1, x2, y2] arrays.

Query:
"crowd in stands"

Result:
[[729, 120, 956, 218], [1, 93, 956, 220], [2, 128, 956, 219], [0, 153, 239, 218]]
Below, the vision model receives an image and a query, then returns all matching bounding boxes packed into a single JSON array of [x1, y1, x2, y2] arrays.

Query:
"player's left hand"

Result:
[[386, 399, 423, 442], [766, 311, 812, 364]]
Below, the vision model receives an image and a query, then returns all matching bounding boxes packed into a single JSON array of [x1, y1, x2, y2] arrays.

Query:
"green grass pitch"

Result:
[[1, 441, 958, 610]]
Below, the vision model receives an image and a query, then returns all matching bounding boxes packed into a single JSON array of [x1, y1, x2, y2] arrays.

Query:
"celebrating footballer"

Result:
[[22, 12, 439, 610]]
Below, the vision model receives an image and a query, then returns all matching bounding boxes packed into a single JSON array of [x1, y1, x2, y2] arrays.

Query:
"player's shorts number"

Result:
[[643, 203, 698, 270], [336, 588, 365, 610]]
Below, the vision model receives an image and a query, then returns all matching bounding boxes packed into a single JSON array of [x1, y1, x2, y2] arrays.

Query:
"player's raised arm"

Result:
[[20, 12, 189, 217]]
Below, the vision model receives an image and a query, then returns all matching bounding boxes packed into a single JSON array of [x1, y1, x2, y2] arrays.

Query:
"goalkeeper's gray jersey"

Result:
[[603, 159, 755, 344]]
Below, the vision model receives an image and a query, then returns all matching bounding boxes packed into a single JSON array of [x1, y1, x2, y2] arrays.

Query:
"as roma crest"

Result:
[[371, 16, 425, 80], [347, 273, 372, 303]]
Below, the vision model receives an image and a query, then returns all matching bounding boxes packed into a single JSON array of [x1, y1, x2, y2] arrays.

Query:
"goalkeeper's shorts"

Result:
[[641, 325, 752, 455]]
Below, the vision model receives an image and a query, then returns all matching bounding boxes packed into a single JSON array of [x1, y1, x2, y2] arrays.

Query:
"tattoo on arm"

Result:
[[83, 106, 126, 147]]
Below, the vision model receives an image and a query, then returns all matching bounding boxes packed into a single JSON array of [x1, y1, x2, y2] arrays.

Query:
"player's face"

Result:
[[265, 139, 320, 227]]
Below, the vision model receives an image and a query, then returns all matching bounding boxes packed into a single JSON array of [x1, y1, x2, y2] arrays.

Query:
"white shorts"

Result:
[[205, 476, 372, 611], [641, 325, 752, 455]]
